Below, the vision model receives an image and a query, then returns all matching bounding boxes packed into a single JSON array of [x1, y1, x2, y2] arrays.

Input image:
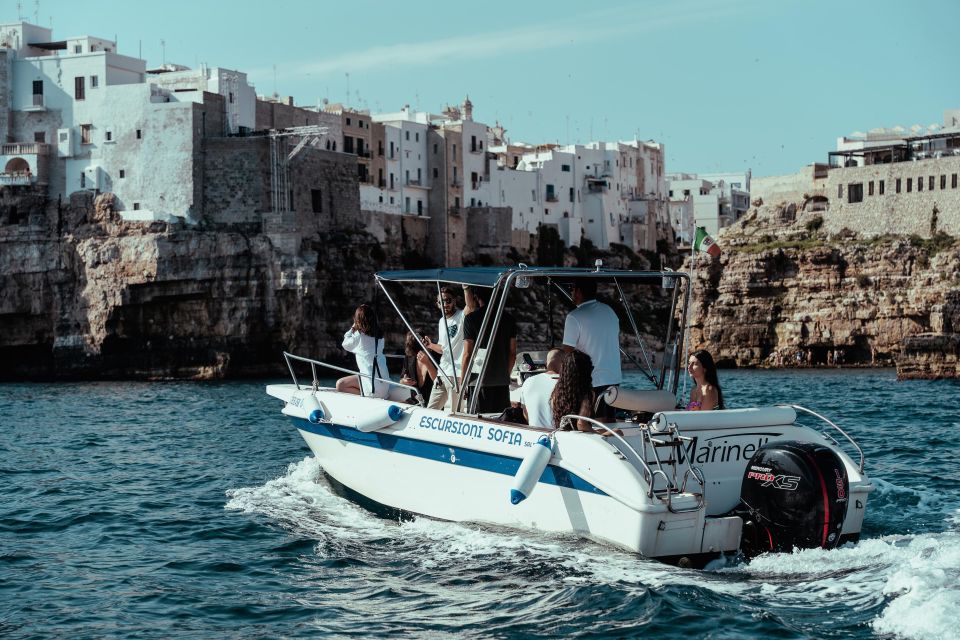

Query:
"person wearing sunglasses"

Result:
[[423, 287, 468, 411]]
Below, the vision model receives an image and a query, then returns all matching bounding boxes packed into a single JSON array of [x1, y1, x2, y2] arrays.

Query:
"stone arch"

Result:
[[803, 195, 829, 212], [4, 157, 30, 174]]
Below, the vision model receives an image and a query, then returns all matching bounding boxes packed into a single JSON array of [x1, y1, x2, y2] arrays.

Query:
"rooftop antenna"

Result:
[[16, 1, 22, 20], [160, 39, 166, 65], [345, 72, 350, 105], [273, 64, 278, 98], [34, 0, 39, 24]]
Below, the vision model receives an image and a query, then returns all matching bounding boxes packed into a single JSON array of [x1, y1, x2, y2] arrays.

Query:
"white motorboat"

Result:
[[267, 265, 873, 565]]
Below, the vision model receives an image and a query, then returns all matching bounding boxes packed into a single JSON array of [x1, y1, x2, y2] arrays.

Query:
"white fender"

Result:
[[353, 404, 406, 433], [510, 435, 553, 505], [302, 393, 325, 424]]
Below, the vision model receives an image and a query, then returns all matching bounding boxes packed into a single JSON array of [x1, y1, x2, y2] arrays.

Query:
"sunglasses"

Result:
[[437, 298, 454, 305]]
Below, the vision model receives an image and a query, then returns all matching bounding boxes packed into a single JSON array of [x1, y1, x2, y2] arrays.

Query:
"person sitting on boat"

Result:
[[550, 350, 619, 436], [519, 348, 561, 428], [423, 287, 471, 411], [460, 285, 517, 413], [686, 349, 725, 411], [399, 332, 436, 405], [336, 304, 389, 398], [561, 278, 621, 420]]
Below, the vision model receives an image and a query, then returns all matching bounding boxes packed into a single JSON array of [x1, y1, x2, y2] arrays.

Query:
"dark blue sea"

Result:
[[2, 369, 959, 639]]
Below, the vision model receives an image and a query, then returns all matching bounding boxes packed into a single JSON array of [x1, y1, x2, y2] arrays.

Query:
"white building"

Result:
[[149, 64, 257, 134], [371, 106, 432, 216], [0, 21, 229, 222], [667, 170, 751, 242]]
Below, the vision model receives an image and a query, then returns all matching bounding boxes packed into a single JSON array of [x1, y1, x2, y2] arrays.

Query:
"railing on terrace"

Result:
[[1, 142, 51, 155], [0, 174, 33, 186]]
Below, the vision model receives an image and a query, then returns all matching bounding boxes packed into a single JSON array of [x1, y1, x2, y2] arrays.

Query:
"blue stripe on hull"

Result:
[[293, 418, 607, 496]]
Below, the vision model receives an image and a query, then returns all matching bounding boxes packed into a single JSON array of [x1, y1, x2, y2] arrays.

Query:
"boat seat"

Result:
[[604, 387, 677, 413]]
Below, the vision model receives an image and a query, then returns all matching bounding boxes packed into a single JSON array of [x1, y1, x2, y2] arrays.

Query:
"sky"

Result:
[[8, 0, 960, 177]]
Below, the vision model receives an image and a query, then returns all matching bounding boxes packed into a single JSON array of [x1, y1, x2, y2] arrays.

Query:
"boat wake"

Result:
[[226, 458, 960, 640]]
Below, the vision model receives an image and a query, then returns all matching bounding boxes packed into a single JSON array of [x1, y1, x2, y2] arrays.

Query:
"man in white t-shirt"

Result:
[[562, 279, 621, 419], [424, 286, 468, 411], [519, 349, 562, 428]]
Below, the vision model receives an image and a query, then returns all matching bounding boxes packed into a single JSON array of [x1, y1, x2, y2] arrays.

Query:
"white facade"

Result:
[[667, 171, 750, 241], [1, 21, 204, 221], [372, 108, 432, 217], [149, 65, 256, 134]]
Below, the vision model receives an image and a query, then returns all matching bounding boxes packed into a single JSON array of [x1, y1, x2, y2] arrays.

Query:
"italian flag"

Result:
[[694, 226, 721, 257]]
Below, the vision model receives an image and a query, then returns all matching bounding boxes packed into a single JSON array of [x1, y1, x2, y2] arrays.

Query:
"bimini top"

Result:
[[375, 266, 685, 288]]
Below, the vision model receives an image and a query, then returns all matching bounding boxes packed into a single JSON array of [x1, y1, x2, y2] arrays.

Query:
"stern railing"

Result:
[[282, 351, 423, 405], [787, 404, 865, 472]]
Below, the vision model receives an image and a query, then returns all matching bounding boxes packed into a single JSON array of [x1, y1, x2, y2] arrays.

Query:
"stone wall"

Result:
[[823, 156, 960, 237], [464, 206, 512, 263]]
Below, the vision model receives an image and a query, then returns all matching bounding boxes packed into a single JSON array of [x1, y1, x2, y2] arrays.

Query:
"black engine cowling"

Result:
[[737, 440, 849, 557]]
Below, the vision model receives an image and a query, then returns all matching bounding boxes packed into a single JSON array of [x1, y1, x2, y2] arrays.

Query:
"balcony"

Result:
[[2, 142, 51, 155], [545, 195, 558, 202], [357, 150, 371, 158], [405, 179, 429, 190], [450, 179, 462, 187], [0, 173, 32, 186], [24, 94, 46, 111]]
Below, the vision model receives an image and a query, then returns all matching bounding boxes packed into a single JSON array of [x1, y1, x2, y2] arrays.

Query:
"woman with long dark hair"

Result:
[[399, 332, 436, 405], [336, 304, 389, 398], [686, 349, 725, 410], [549, 350, 620, 435]]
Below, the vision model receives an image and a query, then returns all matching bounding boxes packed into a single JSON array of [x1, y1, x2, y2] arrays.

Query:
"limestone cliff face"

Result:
[[0, 192, 418, 380], [690, 200, 960, 378]]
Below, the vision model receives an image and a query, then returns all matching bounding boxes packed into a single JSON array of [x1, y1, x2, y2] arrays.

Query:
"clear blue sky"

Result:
[[11, 0, 960, 176]]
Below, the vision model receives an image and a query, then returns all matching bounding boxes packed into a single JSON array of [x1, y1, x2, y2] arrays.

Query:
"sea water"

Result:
[[1, 369, 959, 639]]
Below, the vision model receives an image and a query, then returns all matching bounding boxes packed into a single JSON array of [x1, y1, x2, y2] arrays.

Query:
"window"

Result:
[[929, 176, 935, 191], [907, 178, 912, 192], [953, 174, 958, 189], [311, 189, 322, 213], [136, 129, 142, 139], [561, 164, 571, 172], [868, 181, 874, 196], [34, 131, 45, 143], [415, 132, 419, 142], [389, 141, 394, 158], [941, 175, 947, 190], [433, 168, 438, 179], [74, 76, 85, 100], [546, 184, 556, 201], [569, 187, 574, 202], [133, 202, 140, 210], [471, 135, 477, 152], [228, 91, 233, 103], [452, 144, 457, 155], [918, 177, 923, 192], [91, 75, 99, 88], [119, 169, 125, 179], [32, 80, 42, 106], [417, 168, 421, 182], [417, 200, 423, 215], [531, 189, 536, 201], [433, 143, 438, 154], [346, 117, 351, 126], [105, 131, 112, 142], [405, 131, 410, 141], [74, 44, 82, 54], [837, 184, 843, 198], [405, 197, 410, 213], [879, 180, 885, 195], [896, 178, 902, 193], [455, 196, 460, 208], [80, 124, 92, 144], [80, 172, 85, 188]]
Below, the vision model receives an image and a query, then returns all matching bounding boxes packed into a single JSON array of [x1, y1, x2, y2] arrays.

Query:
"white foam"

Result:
[[227, 457, 960, 640]]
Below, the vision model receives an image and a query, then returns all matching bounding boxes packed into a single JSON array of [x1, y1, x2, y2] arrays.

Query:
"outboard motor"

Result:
[[737, 440, 849, 557]]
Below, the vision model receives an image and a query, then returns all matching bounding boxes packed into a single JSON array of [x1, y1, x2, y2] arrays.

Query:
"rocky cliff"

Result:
[[0, 191, 421, 380], [689, 200, 960, 378], [0, 191, 672, 380]]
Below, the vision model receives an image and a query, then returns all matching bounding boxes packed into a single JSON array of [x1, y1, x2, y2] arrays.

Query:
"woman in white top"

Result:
[[336, 304, 390, 398]]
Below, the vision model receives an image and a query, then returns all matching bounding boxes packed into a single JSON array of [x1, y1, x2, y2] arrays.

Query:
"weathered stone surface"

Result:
[[690, 199, 960, 378]]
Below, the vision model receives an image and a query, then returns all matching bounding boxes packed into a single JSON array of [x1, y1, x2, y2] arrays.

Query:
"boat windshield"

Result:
[[376, 267, 689, 414]]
